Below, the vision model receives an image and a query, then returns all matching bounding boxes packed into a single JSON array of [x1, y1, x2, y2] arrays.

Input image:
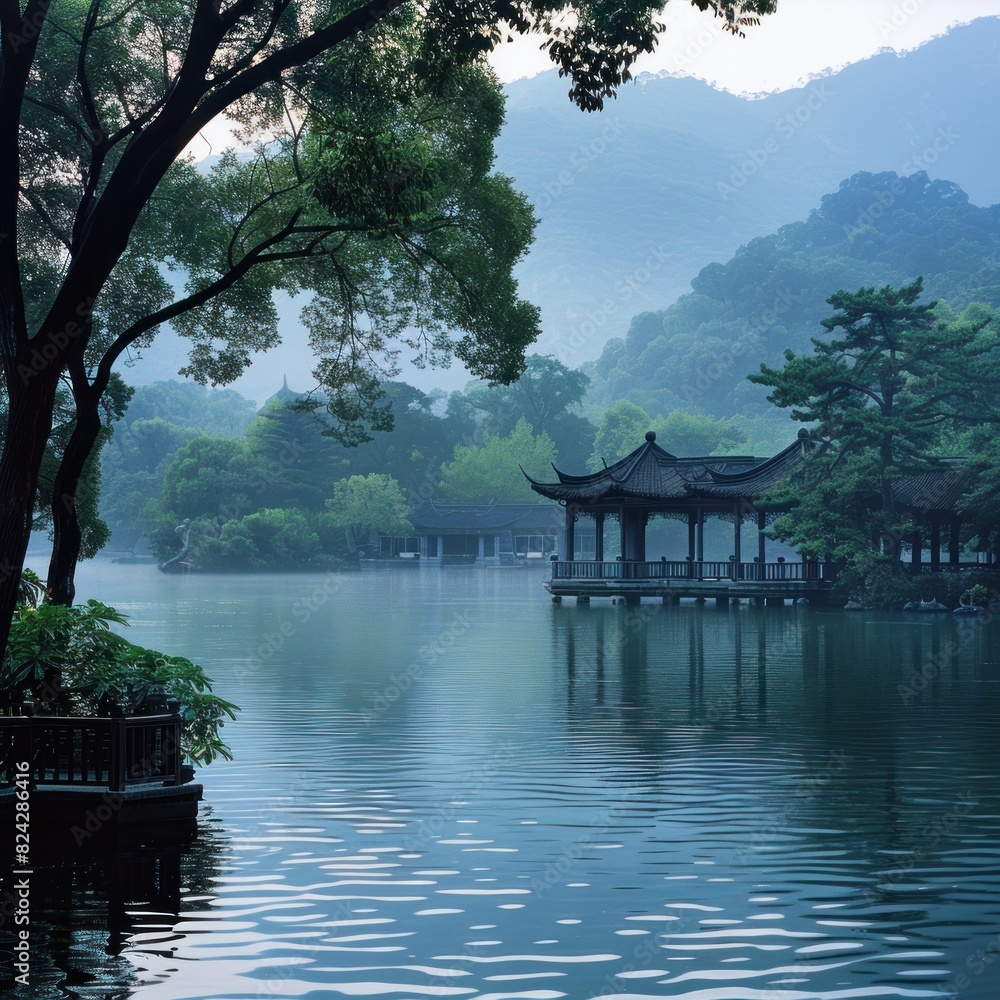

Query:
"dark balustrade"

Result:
[[552, 560, 834, 583], [1, 713, 183, 791]]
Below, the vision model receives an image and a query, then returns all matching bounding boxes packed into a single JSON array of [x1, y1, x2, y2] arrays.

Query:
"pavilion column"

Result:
[[757, 510, 766, 565], [930, 522, 941, 569], [911, 529, 922, 571], [696, 509, 705, 562], [733, 503, 742, 564], [596, 512, 605, 563], [950, 518, 961, 565], [478, 535, 485, 562], [564, 505, 576, 562], [438, 535, 444, 561], [687, 512, 696, 561], [621, 507, 646, 562]]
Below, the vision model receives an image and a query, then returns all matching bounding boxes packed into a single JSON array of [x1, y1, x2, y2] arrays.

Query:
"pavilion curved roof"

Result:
[[525, 431, 811, 504]]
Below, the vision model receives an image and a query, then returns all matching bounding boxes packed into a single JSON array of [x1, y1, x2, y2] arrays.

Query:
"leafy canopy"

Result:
[[327, 473, 414, 552], [440, 418, 556, 501], [2, 600, 238, 764]]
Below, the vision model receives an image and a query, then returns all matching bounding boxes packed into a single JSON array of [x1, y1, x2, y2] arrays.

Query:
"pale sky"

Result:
[[490, 0, 1000, 93], [188, 2, 1000, 155], [179, 0, 1000, 402]]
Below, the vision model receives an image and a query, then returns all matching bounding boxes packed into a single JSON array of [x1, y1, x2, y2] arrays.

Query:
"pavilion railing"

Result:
[[552, 559, 835, 583], [0, 713, 184, 791]]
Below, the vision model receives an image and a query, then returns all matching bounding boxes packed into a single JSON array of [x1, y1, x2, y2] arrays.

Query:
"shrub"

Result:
[[2, 599, 238, 764]]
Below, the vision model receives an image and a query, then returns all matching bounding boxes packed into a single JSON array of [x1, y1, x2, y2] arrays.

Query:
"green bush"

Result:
[[2, 599, 238, 764]]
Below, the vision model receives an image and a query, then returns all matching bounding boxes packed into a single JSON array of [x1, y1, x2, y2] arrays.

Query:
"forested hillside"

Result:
[[497, 18, 1000, 365], [585, 171, 1000, 420]]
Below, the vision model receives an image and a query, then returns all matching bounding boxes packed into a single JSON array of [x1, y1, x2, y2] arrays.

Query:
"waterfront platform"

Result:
[[1, 711, 202, 847], [545, 559, 838, 604]]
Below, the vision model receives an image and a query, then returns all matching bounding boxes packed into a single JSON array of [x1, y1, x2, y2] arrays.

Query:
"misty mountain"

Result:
[[131, 17, 1000, 403], [584, 170, 1000, 422], [498, 16, 1000, 367]]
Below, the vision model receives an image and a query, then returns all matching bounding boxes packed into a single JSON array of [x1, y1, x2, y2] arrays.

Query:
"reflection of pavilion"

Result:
[[528, 431, 982, 604]]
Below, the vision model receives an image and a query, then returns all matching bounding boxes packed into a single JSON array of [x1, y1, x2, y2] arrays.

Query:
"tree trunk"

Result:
[[880, 437, 900, 565], [46, 408, 103, 606], [0, 373, 62, 658]]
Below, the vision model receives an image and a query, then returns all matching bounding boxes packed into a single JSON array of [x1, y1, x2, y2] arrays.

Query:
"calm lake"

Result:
[[15, 560, 1000, 998]]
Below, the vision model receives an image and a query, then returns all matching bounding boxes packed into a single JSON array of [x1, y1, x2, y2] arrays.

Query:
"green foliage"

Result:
[[764, 448, 901, 589], [587, 172, 1000, 419], [242, 400, 345, 511], [659, 410, 747, 456], [755, 281, 1000, 594], [98, 382, 258, 549], [440, 419, 556, 502], [590, 400, 651, 467], [151, 509, 345, 572], [159, 436, 255, 522], [2, 601, 238, 764], [460, 354, 595, 469], [589, 400, 746, 468], [114, 382, 257, 438], [205, 509, 326, 571], [327, 474, 414, 555]]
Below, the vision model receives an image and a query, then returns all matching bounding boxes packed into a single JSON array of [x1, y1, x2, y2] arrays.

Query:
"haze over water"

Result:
[[25, 561, 1000, 998]]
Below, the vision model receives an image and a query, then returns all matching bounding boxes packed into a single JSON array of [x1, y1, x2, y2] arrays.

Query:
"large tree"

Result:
[[749, 281, 1000, 577], [458, 353, 595, 467], [0, 0, 777, 654], [326, 473, 413, 555], [439, 417, 555, 501]]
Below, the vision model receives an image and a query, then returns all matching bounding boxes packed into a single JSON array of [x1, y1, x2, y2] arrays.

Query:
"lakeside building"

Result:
[[375, 501, 572, 565], [525, 430, 987, 604]]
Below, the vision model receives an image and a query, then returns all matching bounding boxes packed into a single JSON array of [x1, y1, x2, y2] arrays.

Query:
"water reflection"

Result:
[[25, 565, 1000, 999], [0, 814, 227, 995]]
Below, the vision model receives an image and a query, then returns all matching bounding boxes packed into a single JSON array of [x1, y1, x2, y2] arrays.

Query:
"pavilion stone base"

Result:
[[545, 579, 837, 605], [0, 782, 203, 849]]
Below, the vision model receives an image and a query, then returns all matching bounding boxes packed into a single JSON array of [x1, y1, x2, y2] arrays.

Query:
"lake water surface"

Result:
[[16, 561, 1000, 998]]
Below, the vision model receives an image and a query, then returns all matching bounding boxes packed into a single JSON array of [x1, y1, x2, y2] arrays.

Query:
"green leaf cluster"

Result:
[[589, 400, 747, 469], [587, 172, 1000, 421], [2, 601, 238, 764], [439, 418, 556, 502]]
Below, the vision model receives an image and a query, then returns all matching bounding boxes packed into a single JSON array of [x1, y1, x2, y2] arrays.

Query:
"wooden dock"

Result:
[[545, 559, 838, 605]]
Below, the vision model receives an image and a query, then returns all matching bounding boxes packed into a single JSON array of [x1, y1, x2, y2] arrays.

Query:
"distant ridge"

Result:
[[639, 18, 988, 101], [584, 170, 1000, 426], [496, 18, 1000, 367]]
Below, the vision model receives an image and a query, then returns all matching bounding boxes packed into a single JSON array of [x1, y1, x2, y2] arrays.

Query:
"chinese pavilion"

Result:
[[526, 430, 980, 604]]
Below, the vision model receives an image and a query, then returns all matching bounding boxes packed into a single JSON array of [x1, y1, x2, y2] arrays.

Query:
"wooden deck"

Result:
[[545, 559, 838, 604], [1, 712, 201, 847]]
